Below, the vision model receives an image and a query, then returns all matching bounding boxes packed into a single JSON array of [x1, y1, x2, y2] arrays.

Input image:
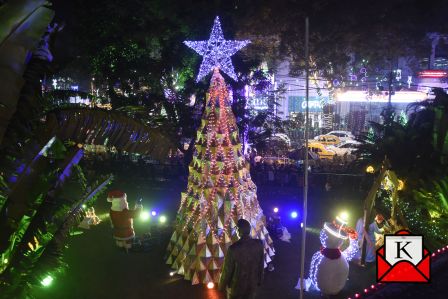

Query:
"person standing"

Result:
[[354, 213, 388, 263], [219, 219, 265, 299]]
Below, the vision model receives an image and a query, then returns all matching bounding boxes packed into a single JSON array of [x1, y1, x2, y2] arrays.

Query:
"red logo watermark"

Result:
[[377, 230, 430, 283]]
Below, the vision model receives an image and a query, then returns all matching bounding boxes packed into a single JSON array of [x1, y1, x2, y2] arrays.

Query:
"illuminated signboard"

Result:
[[249, 97, 269, 110], [288, 96, 325, 113], [418, 70, 448, 78], [335, 91, 427, 103]]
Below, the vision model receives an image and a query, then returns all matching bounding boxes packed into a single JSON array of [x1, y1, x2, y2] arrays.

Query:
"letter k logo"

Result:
[[395, 241, 413, 259]]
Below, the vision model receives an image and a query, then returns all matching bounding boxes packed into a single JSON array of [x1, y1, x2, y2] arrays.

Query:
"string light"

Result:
[[184, 16, 250, 82], [167, 67, 274, 285]]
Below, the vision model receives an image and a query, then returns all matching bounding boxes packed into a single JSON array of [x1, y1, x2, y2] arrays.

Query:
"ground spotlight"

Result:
[[291, 211, 298, 219], [140, 211, 150, 221], [273, 207, 279, 213], [151, 210, 157, 216], [41, 275, 53, 287], [169, 271, 175, 277], [159, 215, 167, 223], [207, 282, 214, 289]]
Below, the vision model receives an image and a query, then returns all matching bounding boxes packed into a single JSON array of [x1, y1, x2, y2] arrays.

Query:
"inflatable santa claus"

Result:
[[107, 190, 142, 251], [296, 221, 358, 296]]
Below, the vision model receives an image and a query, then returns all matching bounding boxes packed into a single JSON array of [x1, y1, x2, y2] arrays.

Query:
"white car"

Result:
[[272, 133, 291, 147], [326, 140, 360, 156], [325, 131, 355, 142]]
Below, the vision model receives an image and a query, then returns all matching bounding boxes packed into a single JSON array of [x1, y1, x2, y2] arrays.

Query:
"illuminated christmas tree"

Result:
[[166, 17, 274, 285]]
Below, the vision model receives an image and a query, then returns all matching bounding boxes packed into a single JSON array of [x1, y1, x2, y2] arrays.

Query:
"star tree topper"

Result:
[[184, 16, 250, 82]]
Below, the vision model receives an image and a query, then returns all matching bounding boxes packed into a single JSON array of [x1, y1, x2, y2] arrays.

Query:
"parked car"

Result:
[[326, 140, 360, 156], [313, 134, 341, 146], [326, 130, 355, 142], [307, 142, 335, 160], [273, 133, 291, 146]]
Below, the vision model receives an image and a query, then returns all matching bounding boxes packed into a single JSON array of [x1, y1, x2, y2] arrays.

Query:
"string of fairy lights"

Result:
[[168, 16, 274, 285]]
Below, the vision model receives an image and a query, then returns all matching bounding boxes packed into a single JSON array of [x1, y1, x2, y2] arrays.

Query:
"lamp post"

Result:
[[299, 17, 309, 299]]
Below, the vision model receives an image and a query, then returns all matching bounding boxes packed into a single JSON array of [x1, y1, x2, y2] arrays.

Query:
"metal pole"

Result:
[[299, 16, 309, 299]]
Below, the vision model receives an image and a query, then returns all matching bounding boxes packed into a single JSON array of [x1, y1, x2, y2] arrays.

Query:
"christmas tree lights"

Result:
[[166, 19, 273, 285], [184, 16, 250, 82]]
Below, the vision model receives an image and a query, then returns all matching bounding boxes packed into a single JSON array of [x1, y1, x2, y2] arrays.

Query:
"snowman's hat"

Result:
[[323, 222, 348, 240]]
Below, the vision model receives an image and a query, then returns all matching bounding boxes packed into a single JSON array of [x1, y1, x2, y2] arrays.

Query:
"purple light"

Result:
[[184, 16, 250, 82]]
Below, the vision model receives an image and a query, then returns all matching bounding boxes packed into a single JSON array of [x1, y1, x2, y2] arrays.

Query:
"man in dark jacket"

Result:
[[219, 219, 265, 299]]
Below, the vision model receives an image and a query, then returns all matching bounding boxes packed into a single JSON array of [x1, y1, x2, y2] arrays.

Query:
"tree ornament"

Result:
[[184, 16, 250, 82]]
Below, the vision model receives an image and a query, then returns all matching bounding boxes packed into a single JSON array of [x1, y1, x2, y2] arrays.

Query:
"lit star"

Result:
[[184, 16, 250, 82]]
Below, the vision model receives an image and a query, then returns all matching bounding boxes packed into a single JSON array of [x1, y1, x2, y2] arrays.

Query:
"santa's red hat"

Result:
[[107, 190, 126, 202]]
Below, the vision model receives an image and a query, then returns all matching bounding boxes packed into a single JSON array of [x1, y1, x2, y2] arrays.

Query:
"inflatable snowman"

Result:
[[296, 221, 358, 296]]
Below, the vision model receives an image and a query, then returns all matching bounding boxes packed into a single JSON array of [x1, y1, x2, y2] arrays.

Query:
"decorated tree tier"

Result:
[[166, 17, 274, 285]]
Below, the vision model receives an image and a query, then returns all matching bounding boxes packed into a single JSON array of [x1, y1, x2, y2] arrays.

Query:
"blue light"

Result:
[[273, 207, 279, 213], [291, 211, 298, 219], [151, 211, 157, 216]]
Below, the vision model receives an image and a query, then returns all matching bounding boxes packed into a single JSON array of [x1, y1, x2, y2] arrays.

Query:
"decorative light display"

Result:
[[397, 179, 405, 191], [337, 211, 349, 223], [184, 16, 250, 82], [166, 68, 274, 285], [300, 223, 358, 292], [41, 275, 53, 287], [140, 211, 150, 221]]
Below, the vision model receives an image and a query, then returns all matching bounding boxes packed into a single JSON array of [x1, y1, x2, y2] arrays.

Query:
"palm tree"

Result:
[[0, 2, 174, 296]]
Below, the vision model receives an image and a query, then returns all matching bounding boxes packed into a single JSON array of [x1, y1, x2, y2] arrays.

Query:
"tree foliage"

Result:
[[358, 89, 448, 247]]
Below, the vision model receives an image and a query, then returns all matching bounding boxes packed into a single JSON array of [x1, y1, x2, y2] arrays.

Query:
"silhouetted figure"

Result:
[[219, 219, 264, 299]]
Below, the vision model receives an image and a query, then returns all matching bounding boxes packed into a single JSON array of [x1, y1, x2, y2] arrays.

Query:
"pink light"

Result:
[[355, 294, 360, 298], [419, 70, 448, 78], [371, 284, 375, 289], [432, 253, 436, 257], [364, 288, 368, 293]]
